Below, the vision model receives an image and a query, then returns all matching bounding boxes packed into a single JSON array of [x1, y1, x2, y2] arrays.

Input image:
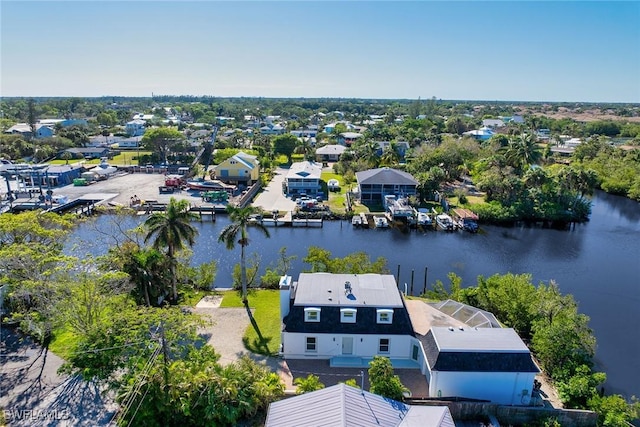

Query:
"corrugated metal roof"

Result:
[[265, 384, 453, 427], [293, 273, 403, 308]]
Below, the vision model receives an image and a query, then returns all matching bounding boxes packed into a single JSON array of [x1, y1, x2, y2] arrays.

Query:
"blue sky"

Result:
[[1, 1, 639, 102]]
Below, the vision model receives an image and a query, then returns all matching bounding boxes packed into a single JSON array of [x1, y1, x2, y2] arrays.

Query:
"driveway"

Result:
[[251, 168, 296, 212], [194, 296, 295, 391], [0, 328, 117, 427]]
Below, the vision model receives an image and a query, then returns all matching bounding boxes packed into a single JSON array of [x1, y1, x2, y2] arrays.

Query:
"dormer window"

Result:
[[340, 308, 357, 323], [304, 307, 321, 322], [377, 309, 393, 324]]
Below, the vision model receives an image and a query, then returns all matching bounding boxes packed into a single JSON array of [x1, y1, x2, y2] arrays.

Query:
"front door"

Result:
[[342, 337, 353, 355]]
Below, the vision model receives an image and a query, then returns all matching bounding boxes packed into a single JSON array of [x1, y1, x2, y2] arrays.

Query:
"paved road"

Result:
[[0, 328, 116, 427], [251, 167, 296, 212]]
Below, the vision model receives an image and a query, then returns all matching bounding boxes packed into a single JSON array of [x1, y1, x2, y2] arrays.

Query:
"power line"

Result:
[[111, 345, 160, 426]]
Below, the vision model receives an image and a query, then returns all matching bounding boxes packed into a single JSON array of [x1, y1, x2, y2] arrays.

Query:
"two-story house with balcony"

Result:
[[213, 151, 259, 186], [279, 273, 420, 367], [284, 161, 322, 197], [355, 167, 418, 204]]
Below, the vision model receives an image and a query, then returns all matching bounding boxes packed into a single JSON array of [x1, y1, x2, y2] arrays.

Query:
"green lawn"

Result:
[[220, 289, 281, 356], [49, 326, 80, 360], [48, 151, 152, 166]]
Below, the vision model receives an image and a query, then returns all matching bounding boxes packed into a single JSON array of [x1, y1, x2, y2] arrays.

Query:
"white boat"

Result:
[[435, 214, 455, 231], [351, 215, 362, 226], [374, 216, 389, 229], [359, 212, 369, 228], [417, 212, 432, 227]]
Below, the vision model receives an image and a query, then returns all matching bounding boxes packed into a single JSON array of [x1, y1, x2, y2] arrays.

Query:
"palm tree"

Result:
[[144, 198, 198, 303], [379, 142, 400, 167], [218, 205, 270, 306], [503, 133, 542, 174]]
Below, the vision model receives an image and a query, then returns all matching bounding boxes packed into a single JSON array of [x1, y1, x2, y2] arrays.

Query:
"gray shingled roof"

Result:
[[265, 383, 455, 427], [421, 328, 540, 373], [356, 167, 418, 186]]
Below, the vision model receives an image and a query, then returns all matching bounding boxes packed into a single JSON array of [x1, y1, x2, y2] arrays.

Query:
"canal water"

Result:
[[68, 190, 640, 400]]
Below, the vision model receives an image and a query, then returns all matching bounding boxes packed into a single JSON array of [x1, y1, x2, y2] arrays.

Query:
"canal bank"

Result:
[[65, 190, 640, 402]]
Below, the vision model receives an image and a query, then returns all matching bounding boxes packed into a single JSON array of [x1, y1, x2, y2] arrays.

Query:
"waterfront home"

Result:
[[315, 144, 346, 162], [265, 383, 455, 427], [284, 161, 322, 197], [279, 273, 417, 365], [421, 327, 540, 405], [213, 151, 259, 186], [355, 167, 418, 204]]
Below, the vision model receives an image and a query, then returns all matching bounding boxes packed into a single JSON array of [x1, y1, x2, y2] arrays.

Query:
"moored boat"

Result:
[[417, 211, 432, 227], [435, 213, 455, 231], [352, 214, 362, 227], [374, 216, 389, 228], [187, 179, 236, 193]]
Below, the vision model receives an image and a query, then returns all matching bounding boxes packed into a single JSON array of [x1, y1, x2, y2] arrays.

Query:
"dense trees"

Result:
[[272, 134, 298, 164], [141, 127, 184, 165], [302, 246, 388, 274], [426, 273, 640, 425]]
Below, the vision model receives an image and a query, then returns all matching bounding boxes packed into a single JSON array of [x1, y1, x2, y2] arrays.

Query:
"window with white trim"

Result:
[[340, 308, 357, 323], [376, 309, 393, 324], [379, 338, 390, 353], [304, 307, 321, 322], [306, 337, 317, 352]]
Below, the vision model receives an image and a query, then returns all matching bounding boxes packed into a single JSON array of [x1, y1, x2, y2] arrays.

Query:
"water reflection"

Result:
[[65, 191, 640, 399]]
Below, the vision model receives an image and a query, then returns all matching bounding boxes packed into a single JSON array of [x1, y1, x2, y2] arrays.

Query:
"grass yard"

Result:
[[49, 326, 79, 360], [48, 151, 152, 166], [220, 289, 281, 356]]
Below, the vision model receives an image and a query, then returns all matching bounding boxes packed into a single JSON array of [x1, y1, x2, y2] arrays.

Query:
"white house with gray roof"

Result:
[[279, 273, 420, 367], [284, 161, 322, 196], [265, 383, 455, 427], [315, 144, 346, 162], [421, 326, 540, 405], [355, 167, 418, 203]]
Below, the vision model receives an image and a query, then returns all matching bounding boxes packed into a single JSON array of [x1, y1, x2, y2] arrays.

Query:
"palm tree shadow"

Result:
[[243, 302, 273, 355]]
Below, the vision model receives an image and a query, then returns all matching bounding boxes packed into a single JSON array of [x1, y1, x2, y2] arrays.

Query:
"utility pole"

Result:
[[159, 323, 170, 401]]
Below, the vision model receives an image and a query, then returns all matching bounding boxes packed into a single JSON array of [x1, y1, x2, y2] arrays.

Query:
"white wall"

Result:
[[282, 332, 414, 360], [428, 370, 536, 405]]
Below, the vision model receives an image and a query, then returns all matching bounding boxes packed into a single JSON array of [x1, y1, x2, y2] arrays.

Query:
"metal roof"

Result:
[[265, 383, 454, 427], [286, 161, 322, 179], [293, 273, 403, 308], [431, 326, 529, 352]]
